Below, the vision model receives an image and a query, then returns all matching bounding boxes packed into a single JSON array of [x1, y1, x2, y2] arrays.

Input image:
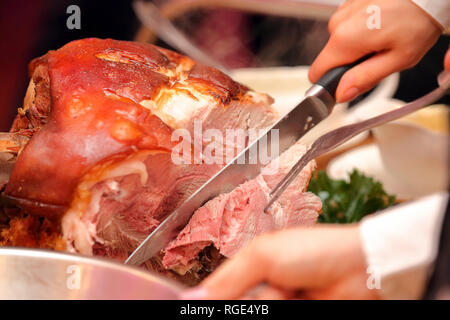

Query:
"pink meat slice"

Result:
[[163, 142, 322, 270]]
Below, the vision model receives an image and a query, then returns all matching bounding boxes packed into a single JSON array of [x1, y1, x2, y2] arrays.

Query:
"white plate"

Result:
[[327, 144, 417, 201], [231, 66, 312, 115]]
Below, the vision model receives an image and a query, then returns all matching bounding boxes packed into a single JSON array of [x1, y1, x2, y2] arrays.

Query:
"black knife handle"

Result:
[[315, 55, 373, 100]]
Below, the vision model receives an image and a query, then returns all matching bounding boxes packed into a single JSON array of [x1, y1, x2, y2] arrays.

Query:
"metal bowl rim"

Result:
[[0, 246, 183, 293]]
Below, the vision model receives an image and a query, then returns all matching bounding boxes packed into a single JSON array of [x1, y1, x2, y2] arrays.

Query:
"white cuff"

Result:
[[360, 192, 448, 299], [412, 0, 450, 31]]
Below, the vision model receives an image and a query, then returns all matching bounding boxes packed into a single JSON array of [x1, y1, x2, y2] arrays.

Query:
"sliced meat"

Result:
[[163, 142, 321, 273]]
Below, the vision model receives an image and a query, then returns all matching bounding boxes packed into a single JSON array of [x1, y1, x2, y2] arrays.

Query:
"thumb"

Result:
[[335, 51, 408, 103], [180, 242, 270, 300]]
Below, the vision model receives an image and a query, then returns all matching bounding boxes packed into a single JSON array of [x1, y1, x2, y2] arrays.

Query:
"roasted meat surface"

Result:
[[1, 38, 321, 285]]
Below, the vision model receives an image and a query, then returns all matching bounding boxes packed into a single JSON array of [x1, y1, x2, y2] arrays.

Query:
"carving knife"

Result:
[[125, 58, 370, 265]]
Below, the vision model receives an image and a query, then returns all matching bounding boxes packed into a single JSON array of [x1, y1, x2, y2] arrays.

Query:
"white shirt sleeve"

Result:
[[412, 0, 450, 31], [360, 192, 448, 299]]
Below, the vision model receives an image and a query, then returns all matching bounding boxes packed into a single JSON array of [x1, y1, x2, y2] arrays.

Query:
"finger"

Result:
[[445, 48, 450, 71], [308, 37, 369, 84], [197, 241, 270, 299], [328, 11, 348, 34], [297, 270, 381, 300], [239, 283, 294, 300], [335, 51, 413, 102], [338, 0, 355, 10], [328, 1, 354, 33], [202, 244, 267, 299]]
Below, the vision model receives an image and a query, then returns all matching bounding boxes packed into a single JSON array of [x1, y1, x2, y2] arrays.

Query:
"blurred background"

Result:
[[0, 0, 449, 132]]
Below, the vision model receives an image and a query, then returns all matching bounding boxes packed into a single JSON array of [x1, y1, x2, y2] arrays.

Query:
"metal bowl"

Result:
[[0, 247, 182, 300]]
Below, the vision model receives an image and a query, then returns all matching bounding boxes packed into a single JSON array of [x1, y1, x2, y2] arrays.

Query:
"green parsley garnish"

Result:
[[307, 169, 396, 224]]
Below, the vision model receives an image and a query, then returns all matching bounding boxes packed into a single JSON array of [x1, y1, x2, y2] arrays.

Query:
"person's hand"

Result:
[[181, 225, 381, 300], [309, 0, 442, 103]]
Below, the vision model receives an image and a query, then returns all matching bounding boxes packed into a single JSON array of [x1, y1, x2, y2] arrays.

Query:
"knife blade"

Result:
[[126, 87, 333, 265], [125, 56, 372, 265]]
